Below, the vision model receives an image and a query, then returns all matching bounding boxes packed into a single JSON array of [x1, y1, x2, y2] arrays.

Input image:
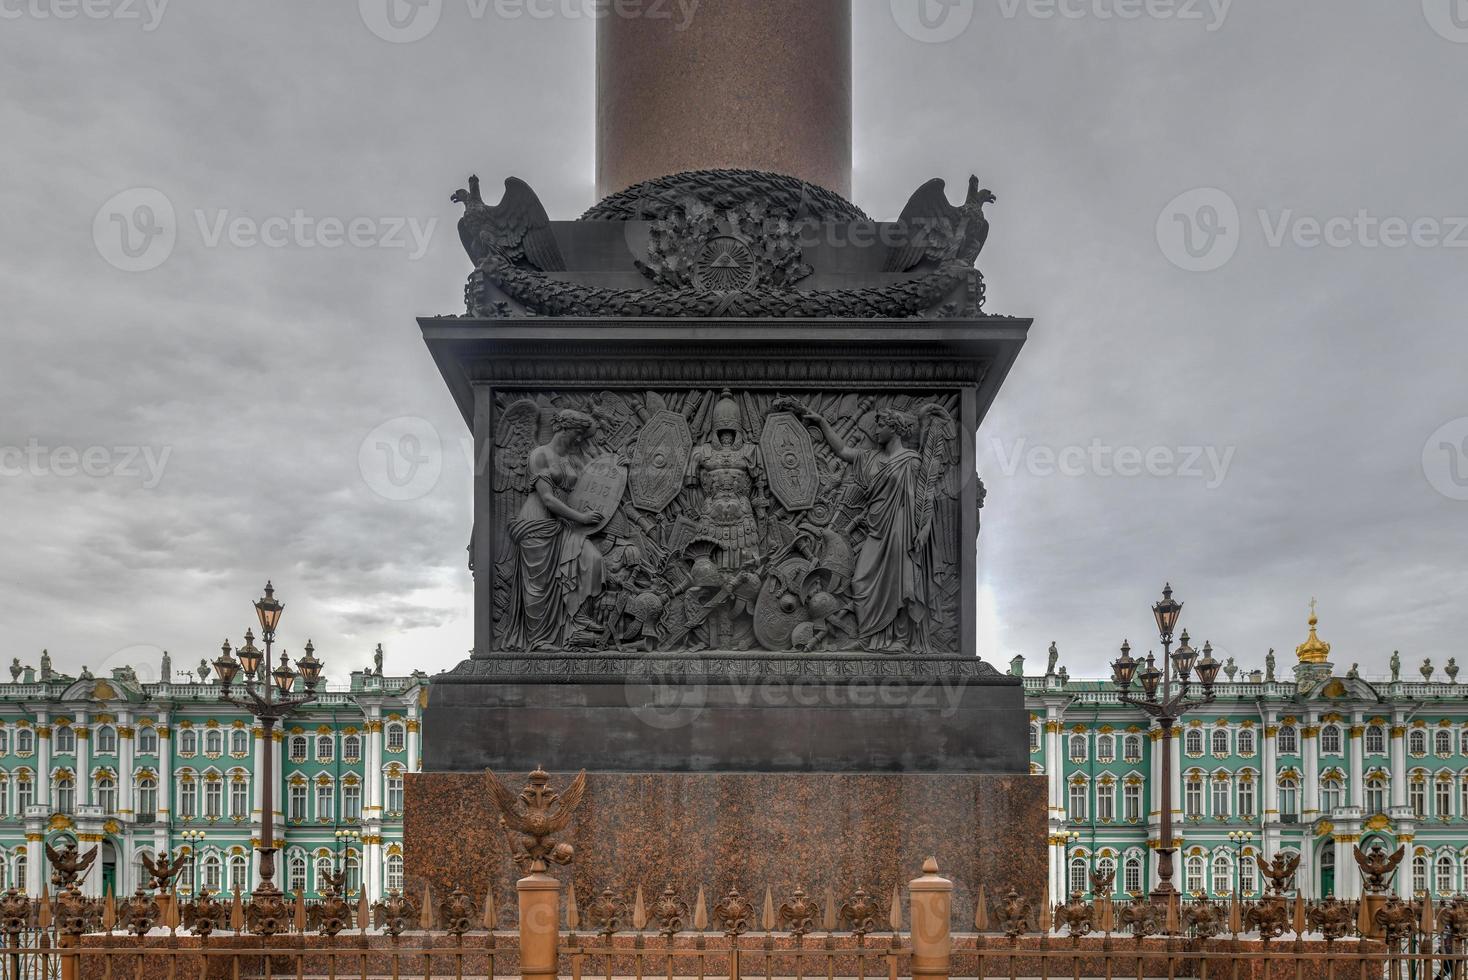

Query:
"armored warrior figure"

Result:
[[685, 391, 766, 571]]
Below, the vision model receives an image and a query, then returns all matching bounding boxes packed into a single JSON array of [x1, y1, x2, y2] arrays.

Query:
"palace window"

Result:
[[1237, 728, 1255, 756], [15, 730, 30, 755], [1437, 779, 1453, 818], [1410, 776, 1426, 818], [205, 780, 222, 819], [1438, 855, 1455, 894], [386, 724, 406, 752], [96, 775, 117, 814], [1277, 726, 1298, 755], [1211, 779, 1229, 818], [343, 735, 362, 763], [1366, 726, 1386, 755], [289, 737, 308, 763], [230, 779, 248, 819], [1068, 781, 1088, 821], [315, 857, 333, 895], [1095, 856, 1116, 894], [205, 730, 223, 756], [1185, 730, 1204, 756], [177, 859, 193, 894], [0, 730, 8, 755], [1029, 724, 1040, 752], [1321, 777, 1343, 814], [316, 735, 334, 762], [1096, 783, 1115, 822], [1068, 857, 1088, 896], [138, 727, 158, 754], [1410, 730, 1428, 756], [343, 783, 362, 822], [0, 774, 8, 817], [202, 854, 221, 893], [1097, 734, 1115, 763], [1438, 731, 1453, 756], [1321, 726, 1342, 755], [1367, 776, 1387, 814], [231, 730, 249, 755], [1185, 856, 1205, 895], [1212, 854, 1232, 895], [386, 775, 404, 815], [55, 775, 75, 813], [1185, 779, 1202, 818], [1124, 783, 1141, 822], [386, 854, 405, 893], [289, 784, 307, 823], [346, 853, 361, 895], [1241, 855, 1257, 895], [288, 854, 307, 894], [1069, 735, 1087, 762], [1461, 777, 1468, 818], [54, 727, 75, 754], [179, 730, 197, 756], [1414, 855, 1428, 895], [1124, 734, 1143, 762], [1238, 778, 1255, 818], [95, 726, 116, 754], [229, 855, 247, 894], [1123, 855, 1142, 895], [16, 775, 33, 812], [1211, 729, 1229, 756], [316, 782, 334, 822], [137, 777, 157, 820], [1461, 729, 1468, 756], [1279, 777, 1299, 820]]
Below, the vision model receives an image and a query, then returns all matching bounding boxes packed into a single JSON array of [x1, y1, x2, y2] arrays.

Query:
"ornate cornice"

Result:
[[441, 653, 1007, 684]]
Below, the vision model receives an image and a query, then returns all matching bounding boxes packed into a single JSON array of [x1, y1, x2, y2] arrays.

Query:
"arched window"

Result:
[[1321, 725, 1342, 754], [1211, 729, 1229, 756], [1279, 775, 1299, 820], [55, 773, 75, 813], [1410, 730, 1428, 756], [343, 783, 362, 821], [1096, 734, 1115, 763], [1437, 730, 1453, 756], [1237, 773, 1256, 818], [386, 854, 405, 893], [229, 855, 248, 894], [315, 856, 333, 896], [1410, 773, 1427, 818], [316, 735, 335, 762], [16, 730, 33, 755], [1321, 777, 1343, 814], [137, 727, 158, 754], [1277, 726, 1298, 755], [386, 772, 404, 814], [1068, 734, 1087, 762], [288, 853, 307, 895], [1365, 726, 1386, 755], [1095, 856, 1116, 894], [0, 729, 8, 755], [1184, 776, 1203, 818], [343, 734, 362, 763], [1124, 734, 1143, 762], [1185, 856, 1206, 894], [204, 730, 223, 756], [178, 774, 197, 819], [201, 854, 222, 893], [1437, 855, 1455, 895], [179, 730, 197, 756], [316, 781, 334, 822], [0, 773, 8, 818], [345, 853, 361, 895], [96, 775, 117, 813], [1123, 781, 1142, 822], [230, 776, 248, 819], [230, 730, 249, 755], [1241, 854, 1257, 895], [205, 777, 223, 819], [15, 855, 27, 894], [1438, 776, 1453, 817], [1068, 781, 1088, 821], [15, 772, 33, 812], [1367, 775, 1388, 814], [289, 736, 308, 764], [95, 726, 117, 754], [137, 776, 157, 820], [1068, 856, 1088, 896], [1414, 855, 1429, 895], [386, 723, 406, 752], [54, 727, 75, 754], [1123, 855, 1143, 895], [1185, 729, 1204, 756], [1212, 854, 1232, 895], [1237, 728, 1255, 756]]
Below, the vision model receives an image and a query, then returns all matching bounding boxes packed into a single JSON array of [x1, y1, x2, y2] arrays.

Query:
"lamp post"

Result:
[[1228, 830, 1254, 897], [212, 582, 325, 927], [1108, 584, 1220, 901], [1061, 830, 1081, 896], [334, 829, 360, 894], [180, 829, 206, 895]]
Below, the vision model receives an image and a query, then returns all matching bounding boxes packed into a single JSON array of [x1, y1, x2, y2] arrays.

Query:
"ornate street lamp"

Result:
[[180, 829, 206, 895], [1108, 584, 1217, 901], [1228, 830, 1254, 897], [1061, 830, 1082, 896], [213, 581, 325, 931]]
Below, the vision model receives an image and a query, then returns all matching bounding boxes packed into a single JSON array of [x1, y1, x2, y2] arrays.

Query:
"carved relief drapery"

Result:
[[488, 388, 972, 655]]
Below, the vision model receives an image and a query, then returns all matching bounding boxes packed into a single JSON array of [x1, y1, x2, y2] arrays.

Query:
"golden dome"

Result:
[[1295, 600, 1332, 665]]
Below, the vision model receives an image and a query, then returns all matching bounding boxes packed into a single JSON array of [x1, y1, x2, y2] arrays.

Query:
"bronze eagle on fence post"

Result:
[[486, 767, 587, 873], [45, 840, 97, 889]]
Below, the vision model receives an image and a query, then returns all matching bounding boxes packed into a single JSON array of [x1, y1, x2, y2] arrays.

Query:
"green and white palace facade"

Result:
[[0, 658, 424, 902], [1025, 609, 1467, 904]]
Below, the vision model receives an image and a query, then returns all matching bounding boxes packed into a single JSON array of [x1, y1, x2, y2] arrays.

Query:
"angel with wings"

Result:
[[494, 404, 608, 651], [797, 403, 955, 653]]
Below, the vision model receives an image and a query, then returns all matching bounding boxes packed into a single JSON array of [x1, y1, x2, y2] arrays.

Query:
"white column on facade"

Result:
[[156, 714, 172, 821], [252, 726, 266, 819], [406, 718, 420, 774], [24, 830, 42, 896], [1302, 716, 1320, 820], [1168, 728, 1182, 825], [1149, 724, 1162, 820], [75, 712, 91, 806], [1262, 712, 1279, 822], [366, 838, 383, 902], [118, 713, 135, 817], [365, 713, 384, 819], [1389, 719, 1407, 809], [1334, 836, 1359, 899], [1348, 715, 1365, 810], [272, 729, 283, 824], [35, 712, 51, 809]]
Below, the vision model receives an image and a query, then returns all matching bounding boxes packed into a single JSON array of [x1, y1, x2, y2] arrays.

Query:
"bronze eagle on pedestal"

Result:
[[883, 175, 996, 272], [45, 841, 97, 889], [140, 850, 189, 891], [451, 175, 565, 272], [486, 767, 587, 873]]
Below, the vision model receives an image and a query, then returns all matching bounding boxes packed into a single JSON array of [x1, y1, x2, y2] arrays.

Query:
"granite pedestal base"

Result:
[[403, 770, 1045, 927]]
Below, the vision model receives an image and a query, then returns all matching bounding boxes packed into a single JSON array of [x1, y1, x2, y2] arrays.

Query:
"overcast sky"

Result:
[[2, 1, 1465, 685]]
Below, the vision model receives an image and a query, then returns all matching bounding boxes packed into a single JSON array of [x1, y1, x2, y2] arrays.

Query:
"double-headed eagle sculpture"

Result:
[[45, 841, 97, 889], [141, 850, 189, 891], [487, 767, 587, 873], [1354, 842, 1405, 893]]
